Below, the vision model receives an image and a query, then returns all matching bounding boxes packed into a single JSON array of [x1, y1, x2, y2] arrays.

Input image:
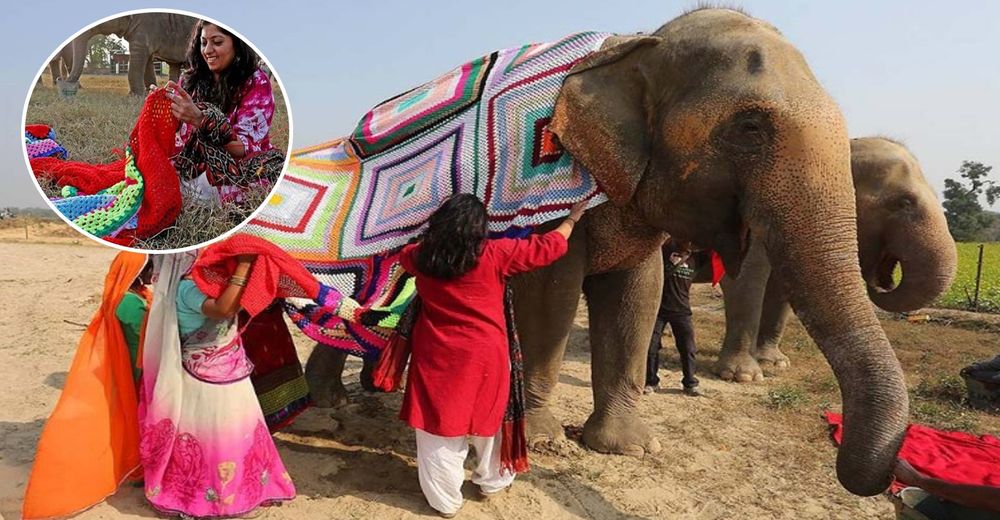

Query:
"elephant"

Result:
[[714, 137, 958, 382], [59, 13, 195, 96], [36, 45, 74, 88], [306, 8, 909, 496]]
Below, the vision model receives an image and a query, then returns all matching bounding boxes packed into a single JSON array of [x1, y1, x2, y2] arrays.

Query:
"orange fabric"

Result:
[[23, 252, 147, 519]]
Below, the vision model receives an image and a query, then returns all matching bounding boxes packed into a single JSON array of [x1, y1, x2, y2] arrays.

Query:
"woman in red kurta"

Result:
[[398, 194, 586, 518]]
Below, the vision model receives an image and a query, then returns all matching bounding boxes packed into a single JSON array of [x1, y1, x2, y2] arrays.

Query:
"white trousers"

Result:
[[415, 428, 516, 515]]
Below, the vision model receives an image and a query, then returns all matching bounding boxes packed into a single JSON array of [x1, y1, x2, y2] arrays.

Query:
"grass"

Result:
[[763, 385, 809, 410], [25, 74, 289, 249], [934, 242, 1000, 313]]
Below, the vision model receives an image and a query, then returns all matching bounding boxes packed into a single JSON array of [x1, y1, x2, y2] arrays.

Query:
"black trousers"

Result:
[[645, 311, 699, 389]]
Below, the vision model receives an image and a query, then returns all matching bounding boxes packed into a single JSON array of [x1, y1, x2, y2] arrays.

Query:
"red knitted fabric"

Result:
[[29, 90, 182, 246], [25, 124, 52, 139], [191, 234, 321, 317]]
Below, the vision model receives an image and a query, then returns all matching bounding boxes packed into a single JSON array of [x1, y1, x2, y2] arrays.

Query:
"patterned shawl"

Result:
[[243, 32, 611, 357]]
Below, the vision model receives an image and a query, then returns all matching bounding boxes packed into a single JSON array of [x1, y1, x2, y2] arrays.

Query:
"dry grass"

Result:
[[26, 74, 289, 249], [132, 183, 271, 250], [682, 284, 1000, 435]]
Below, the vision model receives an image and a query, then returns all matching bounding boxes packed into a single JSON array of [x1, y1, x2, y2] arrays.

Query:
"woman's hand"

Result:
[[165, 81, 205, 127], [147, 83, 157, 97], [568, 200, 588, 223]]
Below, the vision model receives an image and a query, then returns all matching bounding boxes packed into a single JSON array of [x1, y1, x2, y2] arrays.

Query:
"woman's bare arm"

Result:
[[201, 255, 254, 319], [555, 201, 588, 240]]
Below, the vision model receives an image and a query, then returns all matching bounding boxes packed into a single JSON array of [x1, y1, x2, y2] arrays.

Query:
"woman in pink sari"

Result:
[[139, 252, 295, 518]]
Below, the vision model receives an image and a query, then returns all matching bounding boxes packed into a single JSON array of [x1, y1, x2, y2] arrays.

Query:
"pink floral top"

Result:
[[175, 67, 275, 159]]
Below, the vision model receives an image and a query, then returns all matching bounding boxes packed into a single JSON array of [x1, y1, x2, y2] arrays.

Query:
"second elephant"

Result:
[[714, 137, 957, 382]]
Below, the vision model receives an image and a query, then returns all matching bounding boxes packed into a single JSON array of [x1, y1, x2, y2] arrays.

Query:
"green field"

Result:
[[936, 242, 1000, 313]]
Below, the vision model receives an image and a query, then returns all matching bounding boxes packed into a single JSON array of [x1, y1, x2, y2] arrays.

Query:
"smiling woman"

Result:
[[23, 10, 290, 252], [169, 20, 285, 207]]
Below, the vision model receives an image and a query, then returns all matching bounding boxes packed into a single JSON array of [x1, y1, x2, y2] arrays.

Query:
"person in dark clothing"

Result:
[[645, 239, 703, 396]]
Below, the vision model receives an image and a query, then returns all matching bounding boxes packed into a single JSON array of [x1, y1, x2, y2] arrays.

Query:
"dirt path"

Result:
[[2, 242, 997, 519]]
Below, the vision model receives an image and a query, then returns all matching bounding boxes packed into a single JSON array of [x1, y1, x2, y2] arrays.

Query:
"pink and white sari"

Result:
[[138, 252, 295, 518]]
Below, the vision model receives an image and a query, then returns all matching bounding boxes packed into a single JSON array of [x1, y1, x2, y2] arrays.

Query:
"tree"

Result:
[[942, 161, 999, 241], [85, 35, 126, 70]]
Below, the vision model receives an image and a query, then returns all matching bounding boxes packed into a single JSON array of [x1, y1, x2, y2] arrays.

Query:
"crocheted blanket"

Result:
[[24, 125, 68, 160], [29, 90, 182, 246], [244, 32, 611, 357]]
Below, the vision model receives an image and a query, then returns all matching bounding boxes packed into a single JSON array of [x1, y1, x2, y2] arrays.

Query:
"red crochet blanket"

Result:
[[825, 411, 1000, 493], [29, 89, 182, 246], [191, 234, 322, 317]]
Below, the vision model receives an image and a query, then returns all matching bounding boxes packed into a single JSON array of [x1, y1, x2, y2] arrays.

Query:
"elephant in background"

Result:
[[714, 137, 958, 382], [36, 45, 74, 88], [58, 13, 196, 96], [306, 9, 909, 496]]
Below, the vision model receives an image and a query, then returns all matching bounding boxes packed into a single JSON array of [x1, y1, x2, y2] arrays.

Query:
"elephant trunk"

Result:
[[750, 111, 908, 496], [867, 214, 957, 313]]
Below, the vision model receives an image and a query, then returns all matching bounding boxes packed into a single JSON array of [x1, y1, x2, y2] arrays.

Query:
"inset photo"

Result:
[[22, 9, 291, 251]]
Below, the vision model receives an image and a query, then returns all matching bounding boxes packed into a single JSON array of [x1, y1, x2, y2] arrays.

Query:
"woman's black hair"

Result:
[[181, 20, 259, 114], [415, 194, 488, 279]]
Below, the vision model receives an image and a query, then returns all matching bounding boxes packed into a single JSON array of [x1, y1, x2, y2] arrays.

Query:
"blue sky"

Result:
[[3, 0, 998, 209]]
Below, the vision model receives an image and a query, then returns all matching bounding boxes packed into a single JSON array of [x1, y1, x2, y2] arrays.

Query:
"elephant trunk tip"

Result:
[[866, 248, 956, 313]]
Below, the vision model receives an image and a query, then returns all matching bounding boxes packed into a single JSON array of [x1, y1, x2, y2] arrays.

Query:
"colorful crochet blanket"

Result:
[[244, 32, 611, 357], [29, 90, 182, 247], [25, 125, 68, 160]]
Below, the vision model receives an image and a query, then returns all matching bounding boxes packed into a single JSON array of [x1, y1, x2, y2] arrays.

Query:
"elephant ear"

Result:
[[552, 35, 662, 206]]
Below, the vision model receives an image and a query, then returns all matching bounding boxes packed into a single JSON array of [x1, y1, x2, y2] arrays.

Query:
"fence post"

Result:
[[973, 244, 985, 312]]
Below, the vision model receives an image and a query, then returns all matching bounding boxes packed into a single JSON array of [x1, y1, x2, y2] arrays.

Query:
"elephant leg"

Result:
[[304, 344, 349, 408], [168, 62, 181, 84], [127, 47, 149, 96], [144, 58, 156, 90], [755, 272, 793, 374], [714, 237, 770, 382], [511, 233, 586, 447], [581, 251, 662, 457], [359, 357, 378, 392]]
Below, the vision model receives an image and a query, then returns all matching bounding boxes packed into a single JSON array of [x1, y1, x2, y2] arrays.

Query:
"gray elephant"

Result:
[[59, 13, 195, 96], [307, 8, 908, 496], [714, 137, 958, 382], [36, 45, 74, 88]]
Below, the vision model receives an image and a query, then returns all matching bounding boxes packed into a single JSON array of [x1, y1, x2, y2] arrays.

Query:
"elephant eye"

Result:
[[895, 196, 915, 210], [718, 110, 773, 152]]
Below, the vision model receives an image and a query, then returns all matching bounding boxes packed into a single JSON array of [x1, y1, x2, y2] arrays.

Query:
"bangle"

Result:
[[566, 217, 578, 225], [229, 275, 248, 287]]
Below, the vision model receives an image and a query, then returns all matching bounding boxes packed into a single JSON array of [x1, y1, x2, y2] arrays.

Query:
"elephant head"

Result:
[[552, 9, 906, 495], [852, 137, 957, 312]]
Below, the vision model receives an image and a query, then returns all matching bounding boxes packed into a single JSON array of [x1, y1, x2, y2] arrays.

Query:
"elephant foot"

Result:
[[581, 413, 661, 457], [526, 407, 567, 448], [755, 346, 790, 376], [715, 349, 764, 383], [359, 359, 378, 392], [312, 384, 349, 409]]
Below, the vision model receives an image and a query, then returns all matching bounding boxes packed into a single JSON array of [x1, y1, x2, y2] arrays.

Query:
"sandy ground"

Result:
[[2, 239, 999, 519]]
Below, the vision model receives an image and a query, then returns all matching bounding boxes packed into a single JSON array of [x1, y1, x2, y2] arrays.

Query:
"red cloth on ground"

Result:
[[825, 411, 1000, 493], [398, 231, 568, 437], [29, 90, 182, 246], [191, 233, 320, 317], [25, 124, 52, 139]]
